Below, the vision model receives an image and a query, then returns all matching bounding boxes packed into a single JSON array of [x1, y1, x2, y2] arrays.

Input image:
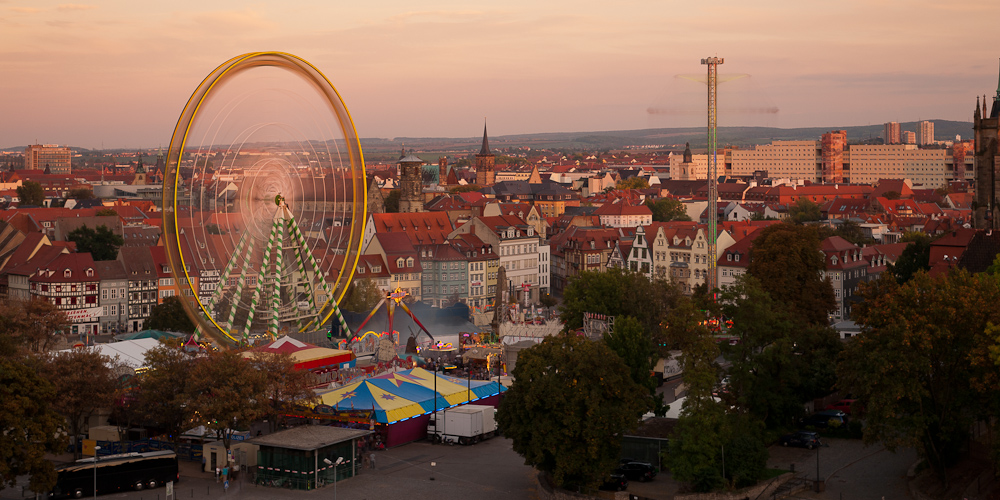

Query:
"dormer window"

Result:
[[727, 254, 732, 261], [406, 257, 414, 267], [527, 228, 534, 236], [734, 254, 740, 262], [832, 255, 839, 265], [86, 268, 94, 277], [64, 269, 71, 278], [396, 258, 404, 267], [357, 266, 365, 274]]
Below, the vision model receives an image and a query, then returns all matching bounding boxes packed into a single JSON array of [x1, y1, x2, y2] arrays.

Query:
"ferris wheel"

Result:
[[162, 52, 367, 346]]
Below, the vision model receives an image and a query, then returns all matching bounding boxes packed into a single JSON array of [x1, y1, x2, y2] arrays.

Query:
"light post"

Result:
[[432, 361, 438, 444], [93, 445, 101, 500], [323, 457, 343, 500]]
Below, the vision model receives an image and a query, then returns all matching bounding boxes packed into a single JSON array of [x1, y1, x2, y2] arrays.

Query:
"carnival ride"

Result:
[[335, 287, 435, 360], [162, 52, 366, 346]]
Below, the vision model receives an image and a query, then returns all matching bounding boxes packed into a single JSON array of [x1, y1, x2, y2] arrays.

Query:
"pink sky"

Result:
[[1, 0, 999, 149]]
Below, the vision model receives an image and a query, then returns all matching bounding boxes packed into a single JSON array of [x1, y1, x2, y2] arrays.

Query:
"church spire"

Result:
[[479, 121, 491, 156]]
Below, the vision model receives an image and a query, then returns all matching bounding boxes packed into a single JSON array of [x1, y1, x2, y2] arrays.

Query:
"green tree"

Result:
[[665, 298, 726, 491], [602, 315, 657, 404], [839, 271, 1000, 486], [16, 181, 44, 206], [539, 292, 557, 308], [890, 237, 931, 284], [338, 278, 384, 313], [0, 356, 67, 493], [747, 223, 836, 326], [787, 197, 822, 223], [449, 184, 482, 193], [247, 352, 318, 432], [39, 350, 119, 460], [68, 187, 94, 200], [187, 350, 269, 455], [146, 296, 196, 333], [497, 334, 647, 492], [384, 190, 400, 212], [559, 268, 678, 346], [833, 219, 873, 246], [96, 208, 117, 217], [67, 224, 124, 261], [645, 198, 691, 222], [0, 297, 69, 353], [137, 345, 195, 445], [616, 177, 649, 190]]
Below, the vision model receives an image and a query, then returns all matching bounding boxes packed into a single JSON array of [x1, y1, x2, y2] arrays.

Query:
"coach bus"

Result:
[[51, 450, 179, 499]]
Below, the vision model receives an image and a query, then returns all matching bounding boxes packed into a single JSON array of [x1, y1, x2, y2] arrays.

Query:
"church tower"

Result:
[[438, 157, 448, 187], [398, 148, 425, 213], [475, 123, 495, 187], [133, 152, 147, 186], [974, 60, 1000, 229]]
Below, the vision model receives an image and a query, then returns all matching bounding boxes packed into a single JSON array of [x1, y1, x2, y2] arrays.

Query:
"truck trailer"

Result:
[[427, 404, 497, 445]]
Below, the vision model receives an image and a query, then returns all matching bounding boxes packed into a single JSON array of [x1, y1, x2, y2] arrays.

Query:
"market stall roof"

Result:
[[250, 426, 371, 451], [245, 336, 354, 370], [61, 338, 160, 370], [113, 329, 187, 342], [315, 367, 505, 424]]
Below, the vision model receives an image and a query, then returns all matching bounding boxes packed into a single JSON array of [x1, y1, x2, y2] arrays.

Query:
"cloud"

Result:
[[9, 6, 40, 13], [57, 4, 97, 11]]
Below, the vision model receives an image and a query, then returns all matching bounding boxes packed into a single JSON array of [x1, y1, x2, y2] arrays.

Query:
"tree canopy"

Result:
[[16, 181, 44, 206], [616, 177, 649, 190], [186, 350, 270, 452], [839, 270, 1000, 485], [247, 352, 318, 432], [602, 315, 658, 405], [890, 238, 930, 284], [747, 223, 836, 326], [0, 298, 69, 354], [497, 333, 648, 491], [39, 350, 119, 460], [645, 198, 691, 222], [146, 296, 196, 334], [0, 356, 67, 493], [383, 190, 400, 212], [339, 278, 384, 314], [67, 224, 124, 261], [787, 197, 822, 223], [136, 345, 195, 443]]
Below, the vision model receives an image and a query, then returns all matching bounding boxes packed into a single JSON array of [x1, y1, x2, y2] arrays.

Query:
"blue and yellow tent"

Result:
[[316, 367, 505, 425]]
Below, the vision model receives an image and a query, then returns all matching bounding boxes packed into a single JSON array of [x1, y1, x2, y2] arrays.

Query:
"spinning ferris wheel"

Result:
[[162, 52, 367, 346]]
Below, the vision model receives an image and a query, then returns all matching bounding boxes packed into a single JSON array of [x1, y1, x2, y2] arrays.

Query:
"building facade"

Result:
[[24, 144, 72, 174]]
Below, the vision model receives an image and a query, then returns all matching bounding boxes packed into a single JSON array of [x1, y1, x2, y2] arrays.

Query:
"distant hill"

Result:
[[360, 119, 974, 160]]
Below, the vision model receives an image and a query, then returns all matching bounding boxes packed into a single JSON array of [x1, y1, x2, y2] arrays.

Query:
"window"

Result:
[[397, 258, 404, 267], [64, 269, 71, 278], [357, 266, 365, 274], [102, 289, 108, 300], [406, 257, 414, 267]]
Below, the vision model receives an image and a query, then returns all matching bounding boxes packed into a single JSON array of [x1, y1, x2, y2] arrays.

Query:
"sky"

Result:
[[2, 0, 1000, 150]]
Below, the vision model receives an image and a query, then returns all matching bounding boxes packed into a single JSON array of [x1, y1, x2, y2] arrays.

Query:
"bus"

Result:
[[51, 450, 179, 499]]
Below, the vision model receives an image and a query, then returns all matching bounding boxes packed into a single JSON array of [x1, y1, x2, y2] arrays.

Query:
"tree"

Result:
[[146, 296, 196, 333], [616, 177, 649, 190], [383, 190, 400, 212], [832, 219, 873, 246], [747, 223, 836, 326], [839, 271, 1000, 486], [338, 278, 384, 313], [187, 350, 269, 455], [497, 334, 647, 492], [602, 315, 657, 403], [890, 237, 931, 284], [449, 184, 482, 193], [787, 197, 822, 223], [96, 208, 117, 217], [0, 297, 69, 353], [539, 292, 557, 308], [0, 356, 67, 493], [39, 350, 118, 460], [645, 198, 691, 222], [67, 224, 124, 261], [16, 181, 44, 206], [559, 268, 679, 346], [137, 345, 195, 444], [247, 352, 318, 432], [68, 187, 94, 200], [665, 297, 726, 491], [883, 190, 901, 200]]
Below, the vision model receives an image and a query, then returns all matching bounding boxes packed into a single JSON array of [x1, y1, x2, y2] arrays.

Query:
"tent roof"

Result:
[[314, 367, 505, 424], [248, 335, 354, 369], [113, 329, 186, 341], [63, 338, 160, 370]]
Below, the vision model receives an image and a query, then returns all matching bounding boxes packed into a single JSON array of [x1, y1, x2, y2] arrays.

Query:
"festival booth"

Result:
[[310, 367, 506, 447], [248, 336, 356, 371]]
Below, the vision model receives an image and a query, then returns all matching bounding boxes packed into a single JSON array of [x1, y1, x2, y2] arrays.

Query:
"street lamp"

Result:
[[93, 445, 101, 500], [323, 457, 343, 500]]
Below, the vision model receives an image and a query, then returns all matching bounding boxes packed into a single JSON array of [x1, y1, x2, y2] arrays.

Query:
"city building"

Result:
[[727, 141, 821, 180], [902, 131, 916, 145], [118, 246, 157, 332], [821, 130, 847, 183], [593, 201, 652, 228], [821, 237, 868, 322], [450, 215, 544, 304], [918, 121, 935, 145], [95, 259, 128, 334], [24, 144, 72, 174], [883, 122, 901, 145], [29, 252, 101, 336], [974, 73, 1000, 228], [398, 151, 425, 214]]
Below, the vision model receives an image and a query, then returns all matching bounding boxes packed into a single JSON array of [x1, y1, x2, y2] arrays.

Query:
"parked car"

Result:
[[816, 409, 848, 424], [779, 431, 822, 449], [800, 412, 846, 429], [825, 399, 861, 415], [616, 461, 657, 482], [599, 473, 628, 491]]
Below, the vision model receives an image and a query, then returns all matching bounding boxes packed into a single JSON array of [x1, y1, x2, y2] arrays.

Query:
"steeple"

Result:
[[478, 121, 492, 156], [135, 152, 145, 174], [976, 95, 982, 120], [992, 58, 1000, 118], [683, 142, 692, 163]]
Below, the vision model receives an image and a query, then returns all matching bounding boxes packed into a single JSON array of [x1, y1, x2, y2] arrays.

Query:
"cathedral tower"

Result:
[[475, 123, 495, 187], [974, 60, 1000, 229], [398, 148, 425, 213]]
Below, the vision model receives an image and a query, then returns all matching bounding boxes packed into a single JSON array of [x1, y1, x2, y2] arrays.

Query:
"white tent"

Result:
[[60, 338, 160, 371]]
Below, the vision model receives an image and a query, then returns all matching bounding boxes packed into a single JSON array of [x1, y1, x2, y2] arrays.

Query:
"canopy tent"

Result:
[[61, 338, 160, 372], [113, 329, 187, 342], [246, 336, 355, 371], [315, 367, 505, 425]]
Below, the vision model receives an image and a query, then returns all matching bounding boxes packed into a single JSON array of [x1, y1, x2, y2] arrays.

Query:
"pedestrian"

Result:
[[216, 466, 221, 482], [369, 452, 376, 469]]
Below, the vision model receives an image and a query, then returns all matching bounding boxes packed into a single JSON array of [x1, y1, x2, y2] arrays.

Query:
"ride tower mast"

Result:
[[701, 56, 723, 297]]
